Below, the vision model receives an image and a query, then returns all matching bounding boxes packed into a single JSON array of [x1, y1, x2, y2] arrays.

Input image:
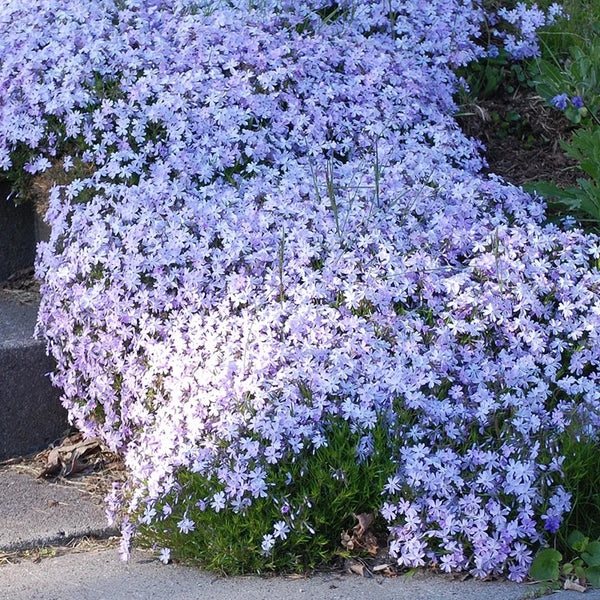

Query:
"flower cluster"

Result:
[[550, 93, 585, 111], [1, 0, 598, 581], [492, 2, 564, 60]]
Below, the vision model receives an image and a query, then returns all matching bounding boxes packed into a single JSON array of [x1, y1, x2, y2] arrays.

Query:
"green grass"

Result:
[[557, 434, 600, 551], [536, 0, 600, 58], [137, 417, 397, 574]]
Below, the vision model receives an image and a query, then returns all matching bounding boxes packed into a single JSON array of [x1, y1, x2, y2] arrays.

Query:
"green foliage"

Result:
[[535, 0, 600, 58], [532, 40, 600, 127], [530, 432, 600, 589], [457, 49, 533, 103], [530, 548, 562, 581], [138, 417, 396, 574], [525, 20, 600, 227], [530, 533, 600, 588], [525, 129, 600, 224], [557, 434, 600, 546]]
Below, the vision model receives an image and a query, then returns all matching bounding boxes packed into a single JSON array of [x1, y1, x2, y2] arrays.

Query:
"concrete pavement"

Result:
[[0, 548, 532, 600], [0, 468, 116, 553]]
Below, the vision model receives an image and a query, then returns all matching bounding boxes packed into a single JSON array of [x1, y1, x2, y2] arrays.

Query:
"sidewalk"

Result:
[[1, 465, 598, 600]]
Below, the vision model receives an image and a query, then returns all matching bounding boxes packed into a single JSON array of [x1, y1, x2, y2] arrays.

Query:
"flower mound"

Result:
[[1, 0, 598, 580]]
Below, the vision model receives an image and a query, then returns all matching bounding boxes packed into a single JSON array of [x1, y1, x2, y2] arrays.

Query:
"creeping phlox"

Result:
[[1, 0, 597, 581]]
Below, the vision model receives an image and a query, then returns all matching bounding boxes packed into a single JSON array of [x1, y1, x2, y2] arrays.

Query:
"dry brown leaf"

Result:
[[352, 512, 375, 537], [40, 448, 62, 478], [564, 579, 587, 593], [341, 531, 355, 551], [363, 531, 379, 556], [341, 512, 379, 556], [39, 436, 105, 478], [346, 559, 373, 578]]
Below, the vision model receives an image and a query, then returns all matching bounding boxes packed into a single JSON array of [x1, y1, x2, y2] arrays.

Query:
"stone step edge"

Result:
[[0, 526, 120, 556]]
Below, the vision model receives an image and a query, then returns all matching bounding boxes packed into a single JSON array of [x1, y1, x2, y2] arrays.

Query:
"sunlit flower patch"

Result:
[[0, 0, 596, 580]]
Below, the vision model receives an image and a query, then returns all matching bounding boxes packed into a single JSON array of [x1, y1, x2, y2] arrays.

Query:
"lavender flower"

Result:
[[177, 515, 195, 534], [159, 548, 171, 564], [0, 0, 597, 581]]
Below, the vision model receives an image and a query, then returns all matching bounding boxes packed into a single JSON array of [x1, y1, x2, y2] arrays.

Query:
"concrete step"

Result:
[[0, 290, 68, 461], [0, 467, 116, 554], [0, 187, 36, 283]]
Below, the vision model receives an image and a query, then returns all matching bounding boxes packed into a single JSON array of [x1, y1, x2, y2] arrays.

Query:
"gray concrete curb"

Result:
[[0, 548, 529, 600], [2, 546, 600, 600]]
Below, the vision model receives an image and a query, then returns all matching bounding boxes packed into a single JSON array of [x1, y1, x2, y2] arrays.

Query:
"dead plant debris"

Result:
[[457, 90, 581, 189], [0, 536, 122, 566], [0, 431, 126, 503], [0, 266, 40, 304], [340, 511, 398, 577]]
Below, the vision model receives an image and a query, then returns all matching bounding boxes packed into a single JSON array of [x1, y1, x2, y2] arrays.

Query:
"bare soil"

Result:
[[458, 89, 580, 188]]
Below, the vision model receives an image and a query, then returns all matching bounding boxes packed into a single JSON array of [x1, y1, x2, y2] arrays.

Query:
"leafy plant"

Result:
[[457, 49, 533, 102], [526, 35, 600, 225], [535, 0, 600, 58], [530, 531, 600, 589], [138, 417, 396, 574], [557, 433, 600, 548], [525, 128, 600, 223], [532, 40, 600, 127], [4, 0, 600, 583]]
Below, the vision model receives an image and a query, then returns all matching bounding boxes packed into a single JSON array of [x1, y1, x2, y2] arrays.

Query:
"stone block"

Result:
[[0, 183, 36, 282], [0, 292, 67, 460]]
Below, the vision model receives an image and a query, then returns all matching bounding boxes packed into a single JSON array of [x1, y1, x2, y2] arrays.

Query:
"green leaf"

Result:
[[530, 549, 563, 581], [582, 541, 600, 567], [523, 180, 569, 200], [585, 566, 600, 588], [568, 530, 589, 552], [576, 563, 588, 580]]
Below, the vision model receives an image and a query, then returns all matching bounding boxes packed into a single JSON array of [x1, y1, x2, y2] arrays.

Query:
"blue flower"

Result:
[[571, 96, 585, 109], [487, 45, 499, 58], [541, 514, 561, 534], [550, 93, 568, 110]]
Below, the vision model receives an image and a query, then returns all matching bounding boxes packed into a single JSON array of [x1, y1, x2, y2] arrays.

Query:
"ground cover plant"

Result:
[[527, 24, 600, 225], [456, 2, 600, 587], [1, 0, 600, 582]]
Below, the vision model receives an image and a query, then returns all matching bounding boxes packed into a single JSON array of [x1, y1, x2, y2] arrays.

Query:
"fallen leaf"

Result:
[[352, 512, 375, 537], [347, 559, 372, 577], [39, 448, 62, 478], [39, 436, 105, 478], [341, 512, 379, 556], [564, 579, 587, 593]]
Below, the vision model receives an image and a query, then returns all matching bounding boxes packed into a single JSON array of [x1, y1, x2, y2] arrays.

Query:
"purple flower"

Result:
[[571, 96, 585, 109], [261, 534, 276, 555], [541, 515, 561, 534], [550, 93, 568, 110], [6, 0, 599, 582], [273, 520, 290, 540], [177, 515, 195, 534]]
